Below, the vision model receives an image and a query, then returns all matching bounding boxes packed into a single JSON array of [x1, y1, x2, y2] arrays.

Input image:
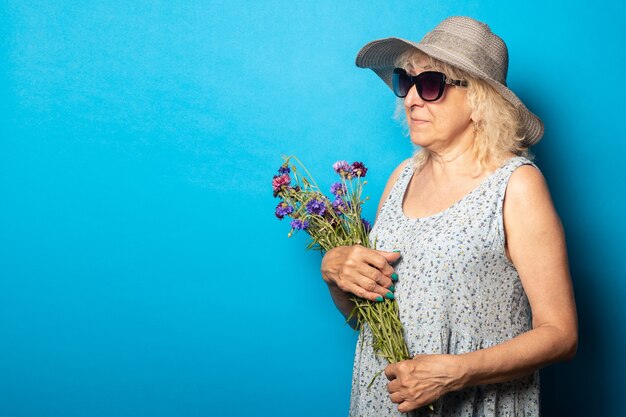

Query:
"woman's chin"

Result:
[[409, 135, 432, 148]]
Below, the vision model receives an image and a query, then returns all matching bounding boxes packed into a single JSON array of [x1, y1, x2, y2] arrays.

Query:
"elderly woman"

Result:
[[320, 16, 577, 416]]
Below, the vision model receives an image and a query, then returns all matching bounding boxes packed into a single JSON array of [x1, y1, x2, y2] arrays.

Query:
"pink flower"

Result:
[[333, 160, 354, 179], [272, 173, 291, 196]]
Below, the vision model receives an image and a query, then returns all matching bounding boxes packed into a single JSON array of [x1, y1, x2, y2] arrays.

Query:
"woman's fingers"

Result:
[[324, 245, 400, 301], [384, 363, 398, 380], [356, 262, 394, 290], [348, 255, 395, 297], [397, 400, 421, 414], [356, 271, 395, 300], [364, 248, 401, 280], [389, 392, 404, 404], [358, 249, 399, 288], [385, 356, 450, 412], [338, 281, 383, 302], [335, 271, 391, 301]]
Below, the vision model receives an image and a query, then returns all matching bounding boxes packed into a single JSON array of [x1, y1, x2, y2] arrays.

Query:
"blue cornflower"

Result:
[[330, 182, 347, 196], [291, 219, 310, 230], [275, 202, 294, 220], [306, 198, 326, 216], [332, 197, 347, 214]]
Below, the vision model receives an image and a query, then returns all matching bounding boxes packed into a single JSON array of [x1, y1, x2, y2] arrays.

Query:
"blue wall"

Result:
[[1, 1, 624, 416]]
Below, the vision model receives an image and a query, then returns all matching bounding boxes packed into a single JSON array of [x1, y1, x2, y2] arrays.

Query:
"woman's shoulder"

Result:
[[507, 154, 543, 185], [488, 153, 541, 183], [507, 162, 549, 203], [502, 158, 566, 283], [504, 156, 556, 230]]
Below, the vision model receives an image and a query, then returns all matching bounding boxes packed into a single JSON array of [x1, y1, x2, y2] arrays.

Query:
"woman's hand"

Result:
[[321, 245, 400, 302], [385, 354, 466, 413]]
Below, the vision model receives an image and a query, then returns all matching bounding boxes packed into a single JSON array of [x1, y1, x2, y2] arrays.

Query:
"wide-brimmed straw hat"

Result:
[[355, 16, 543, 147]]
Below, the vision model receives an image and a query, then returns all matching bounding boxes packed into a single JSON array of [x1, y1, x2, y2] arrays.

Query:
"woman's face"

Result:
[[404, 57, 473, 152]]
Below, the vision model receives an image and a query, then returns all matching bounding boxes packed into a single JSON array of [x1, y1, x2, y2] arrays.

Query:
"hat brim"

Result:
[[355, 37, 544, 146]]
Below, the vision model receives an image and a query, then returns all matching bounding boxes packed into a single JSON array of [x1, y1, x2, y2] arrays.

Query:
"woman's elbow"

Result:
[[560, 328, 578, 362], [543, 322, 578, 362], [564, 331, 578, 361]]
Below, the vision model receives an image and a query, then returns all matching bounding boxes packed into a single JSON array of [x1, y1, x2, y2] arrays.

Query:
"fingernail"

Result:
[[389, 285, 395, 292], [385, 292, 395, 300], [375, 296, 384, 302], [393, 249, 401, 253], [391, 273, 398, 282]]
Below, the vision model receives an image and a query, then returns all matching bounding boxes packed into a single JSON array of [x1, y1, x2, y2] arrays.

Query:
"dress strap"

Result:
[[493, 156, 541, 254]]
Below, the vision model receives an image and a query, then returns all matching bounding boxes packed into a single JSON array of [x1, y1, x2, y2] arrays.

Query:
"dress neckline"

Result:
[[400, 156, 520, 222]]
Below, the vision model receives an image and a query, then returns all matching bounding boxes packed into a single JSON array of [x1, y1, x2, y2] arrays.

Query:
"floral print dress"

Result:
[[349, 156, 540, 417]]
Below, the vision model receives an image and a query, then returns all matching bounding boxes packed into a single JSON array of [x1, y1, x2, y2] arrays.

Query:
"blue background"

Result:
[[1, 1, 624, 416]]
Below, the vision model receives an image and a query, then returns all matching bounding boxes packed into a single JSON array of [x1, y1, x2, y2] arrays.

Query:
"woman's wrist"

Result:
[[446, 353, 474, 393]]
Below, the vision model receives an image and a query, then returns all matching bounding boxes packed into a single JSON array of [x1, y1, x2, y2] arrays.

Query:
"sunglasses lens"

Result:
[[419, 72, 445, 101], [392, 69, 411, 97], [392, 69, 447, 101]]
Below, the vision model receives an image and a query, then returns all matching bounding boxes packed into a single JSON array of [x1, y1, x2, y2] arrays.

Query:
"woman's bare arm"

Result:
[[457, 164, 578, 386]]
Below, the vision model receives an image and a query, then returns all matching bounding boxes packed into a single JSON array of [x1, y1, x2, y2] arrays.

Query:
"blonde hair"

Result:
[[393, 49, 533, 175]]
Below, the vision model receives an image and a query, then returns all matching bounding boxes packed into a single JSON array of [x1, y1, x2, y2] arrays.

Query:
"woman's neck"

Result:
[[426, 133, 480, 180]]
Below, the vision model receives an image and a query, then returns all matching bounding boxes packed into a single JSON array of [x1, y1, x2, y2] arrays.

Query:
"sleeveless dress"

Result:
[[349, 156, 540, 417]]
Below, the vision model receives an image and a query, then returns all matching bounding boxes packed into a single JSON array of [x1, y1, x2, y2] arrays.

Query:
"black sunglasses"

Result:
[[392, 68, 469, 101]]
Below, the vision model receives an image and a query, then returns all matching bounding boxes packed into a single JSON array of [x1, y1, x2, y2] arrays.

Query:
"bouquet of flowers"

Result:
[[272, 155, 410, 366]]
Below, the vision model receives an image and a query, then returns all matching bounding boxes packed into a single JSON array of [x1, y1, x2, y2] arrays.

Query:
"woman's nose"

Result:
[[404, 84, 425, 107]]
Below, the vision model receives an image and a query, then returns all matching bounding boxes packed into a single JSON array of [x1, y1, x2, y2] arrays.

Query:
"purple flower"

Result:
[[275, 202, 294, 220], [278, 165, 291, 175], [291, 219, 309, 230], [333, 160, 354, 179], [361, 218, 372, 233], [332, 197, 347, 214], [330, 182, 347, 196], [351, 161, 368, 177], [306, 198, 326, 216]]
